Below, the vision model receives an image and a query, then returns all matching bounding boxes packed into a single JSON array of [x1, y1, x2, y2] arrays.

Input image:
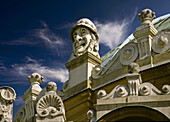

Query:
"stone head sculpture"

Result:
[[69, 18, 99, 60], [46, 82, 57, 92]]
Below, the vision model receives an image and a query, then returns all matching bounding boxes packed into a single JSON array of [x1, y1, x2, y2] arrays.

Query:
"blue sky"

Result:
[[0, 0, 170, 116]]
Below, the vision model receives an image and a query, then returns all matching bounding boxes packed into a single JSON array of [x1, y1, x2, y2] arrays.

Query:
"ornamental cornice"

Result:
[[65, 52, 102, 70]]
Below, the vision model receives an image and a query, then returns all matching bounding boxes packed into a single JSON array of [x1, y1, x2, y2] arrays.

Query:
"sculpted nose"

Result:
[[76, 35, 82, 41]]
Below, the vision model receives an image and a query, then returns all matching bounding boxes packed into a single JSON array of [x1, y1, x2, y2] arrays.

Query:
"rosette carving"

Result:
[[36, 94, 64, 118], [152, 30, 170, 53], [120, 43, 138, 65]]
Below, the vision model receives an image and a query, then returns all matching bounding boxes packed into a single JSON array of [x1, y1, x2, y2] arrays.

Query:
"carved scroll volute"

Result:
[[97, 85, 129, 99], [87, 109, 96, 122]]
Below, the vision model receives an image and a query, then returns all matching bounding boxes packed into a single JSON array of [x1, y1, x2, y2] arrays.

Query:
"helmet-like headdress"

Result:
[[70, 18, 99, 42]]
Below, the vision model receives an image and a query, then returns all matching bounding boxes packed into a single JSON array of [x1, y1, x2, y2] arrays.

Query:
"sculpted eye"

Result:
[[73, 33, 77, 38], [81, 28, 87, 34]]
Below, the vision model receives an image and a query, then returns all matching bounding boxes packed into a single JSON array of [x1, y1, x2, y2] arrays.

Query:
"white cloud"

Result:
[[12, 57, 68, 83], [0, 57, 68, 84], [95, 9, 137, 49], [1, 21, 66, 56], [35, 21, 64, 49]]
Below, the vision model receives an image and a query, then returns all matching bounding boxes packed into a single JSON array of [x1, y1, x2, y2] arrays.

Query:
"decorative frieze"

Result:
[[98, 82, 170, 99]]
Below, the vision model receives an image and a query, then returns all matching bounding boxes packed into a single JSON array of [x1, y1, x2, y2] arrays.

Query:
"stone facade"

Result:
[[1, 9, 170, 121]]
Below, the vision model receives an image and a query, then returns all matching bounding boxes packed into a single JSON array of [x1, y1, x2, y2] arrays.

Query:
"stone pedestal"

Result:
[[64, 52, 101, 95]]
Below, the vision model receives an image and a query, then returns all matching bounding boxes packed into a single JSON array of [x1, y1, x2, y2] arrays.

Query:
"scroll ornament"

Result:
[[98, 83, 170, 99]]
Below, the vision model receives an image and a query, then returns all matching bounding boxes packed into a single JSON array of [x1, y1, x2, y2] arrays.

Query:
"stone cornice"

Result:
[[65, 52, 102, 70]]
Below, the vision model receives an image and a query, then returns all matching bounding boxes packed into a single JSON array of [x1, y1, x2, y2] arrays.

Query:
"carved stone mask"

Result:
[[73, 27, 92, 56]]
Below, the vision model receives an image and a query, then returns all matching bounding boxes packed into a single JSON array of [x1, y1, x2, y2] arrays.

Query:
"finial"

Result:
[[46, 82, 57, 92], [28, 73, 44, 86], [138, 9, 156, 24]]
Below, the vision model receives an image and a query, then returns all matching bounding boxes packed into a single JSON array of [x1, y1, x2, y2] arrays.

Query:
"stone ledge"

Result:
[[97, 94, 170, 105], [65, 52, 102, 70]]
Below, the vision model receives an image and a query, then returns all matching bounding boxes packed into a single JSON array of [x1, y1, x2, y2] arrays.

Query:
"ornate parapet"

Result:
[[0, 86, 16, 122], [36, 82, 66, 122]]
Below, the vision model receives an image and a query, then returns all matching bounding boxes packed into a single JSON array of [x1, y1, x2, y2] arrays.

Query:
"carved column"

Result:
[[22, 73, 43, 121], [133, 9, 158, 60], [0, 86, 16, 122]]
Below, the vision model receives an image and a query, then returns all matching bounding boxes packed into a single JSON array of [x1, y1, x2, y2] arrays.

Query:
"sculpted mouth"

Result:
[[76, 41, 86, 48]]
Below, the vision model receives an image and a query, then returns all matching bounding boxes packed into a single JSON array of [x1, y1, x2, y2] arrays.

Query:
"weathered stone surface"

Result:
[[36, 82, 66, 122], [0, 86, 16, 122], [69, 18, 100, 61]]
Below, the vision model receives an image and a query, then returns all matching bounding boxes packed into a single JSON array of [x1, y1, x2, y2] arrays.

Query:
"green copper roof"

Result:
[[101, 13, 170, 67]]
